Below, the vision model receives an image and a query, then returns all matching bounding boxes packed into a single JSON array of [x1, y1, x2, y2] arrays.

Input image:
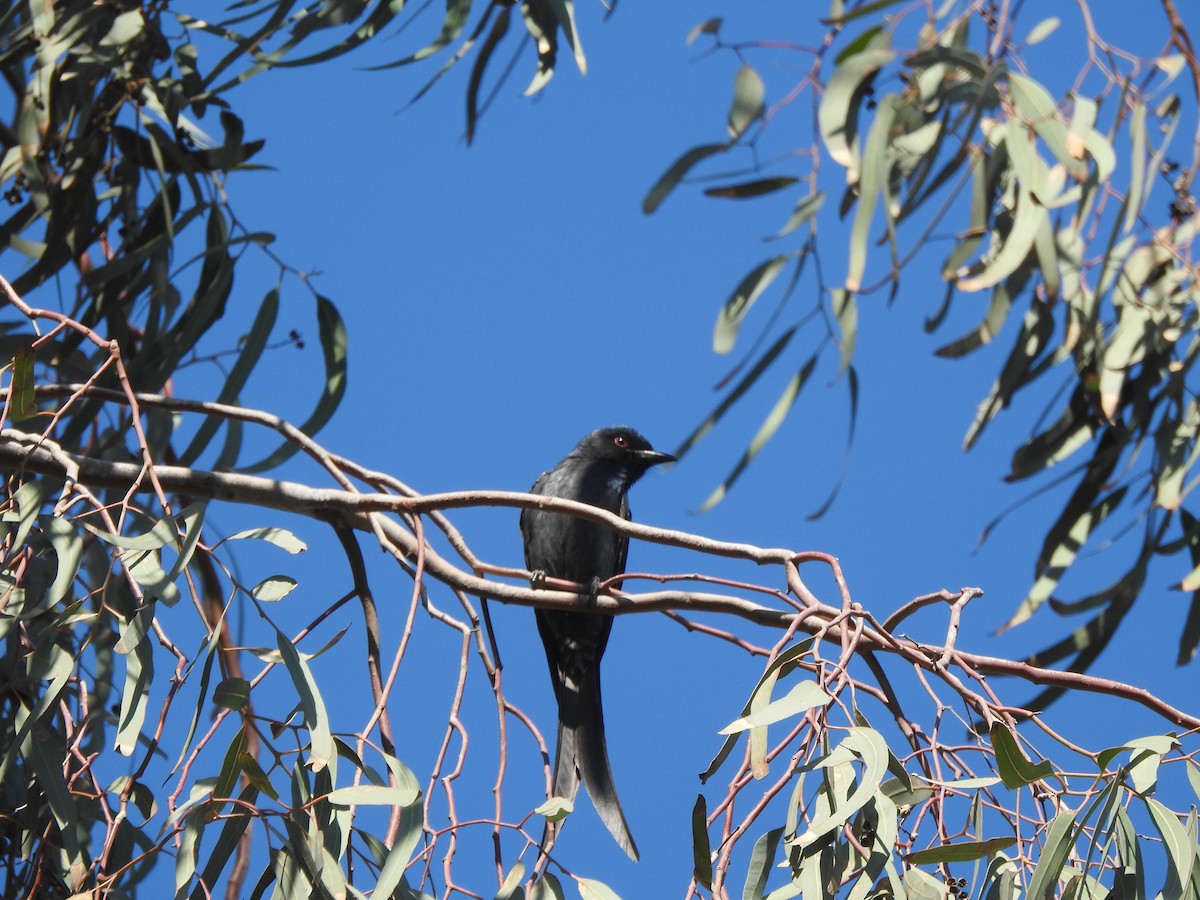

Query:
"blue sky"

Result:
[[110, 1, 1200, 895]]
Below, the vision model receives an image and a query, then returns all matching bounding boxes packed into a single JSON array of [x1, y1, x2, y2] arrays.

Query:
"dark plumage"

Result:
[[520, 427, 674, 861]]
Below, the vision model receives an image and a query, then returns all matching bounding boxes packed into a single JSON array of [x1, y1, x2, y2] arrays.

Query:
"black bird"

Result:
[[520, 427, 675, 861]]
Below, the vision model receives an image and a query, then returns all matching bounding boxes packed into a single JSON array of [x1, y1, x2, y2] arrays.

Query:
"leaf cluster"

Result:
[[644, 1, 1200, 688]]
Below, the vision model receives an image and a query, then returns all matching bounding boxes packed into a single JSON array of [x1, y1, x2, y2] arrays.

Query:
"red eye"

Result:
[[613, 435, 628, 448]]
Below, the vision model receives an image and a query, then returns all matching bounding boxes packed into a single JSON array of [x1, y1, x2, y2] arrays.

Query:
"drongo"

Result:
[[520, 426, 674, 861]]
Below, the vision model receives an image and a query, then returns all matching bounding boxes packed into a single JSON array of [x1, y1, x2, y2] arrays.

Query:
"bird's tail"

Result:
[[550, 666, 640, 861]]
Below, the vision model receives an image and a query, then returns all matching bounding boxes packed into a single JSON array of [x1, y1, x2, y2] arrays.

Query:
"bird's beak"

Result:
[[636, 448, 676, 466]]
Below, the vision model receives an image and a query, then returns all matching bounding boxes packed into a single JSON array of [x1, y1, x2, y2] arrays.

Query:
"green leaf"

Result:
[[466, 6, 513, 145], [0, 642, 72, 785], [496, 862, 526, 900], [772, 191, 826, 240], [1123, 100, 1149, 234], [699, 356, 817, 511], [179, 287, 279, 467], [325, 784, 421, 807], [936, 281, 1014, 359], [84, 510, 181, 551], [101, 10, 145, 47], [674, 326, 797, 460], [1156, 55, 1187, 82], [713, 257, 790, 355], [1155, 400, 1200, 511], [578, 877, 622, 899], [822, 0, 908, 26], [1006, 389, 1096, 480], [1024, 17, 1060, 45], [1122, 734, 1179, 794], [1002, 468, 1125, 632], [686, 18, 722, 46], [536, 796, 574, 822], [39, 514, 81, 613], [957, 146, 1047, 291], [275, 630, 335, 774], [796, 728, 888, 848], [1007, 72, 1088, 181], [1026, 806, 1078, 900], [741, 827, 783, 900], [223, 527, 308, 554], [819, 45, 895, 182], [251, 575, 298, 602], [1145, 796, 1195, 897], [907, 836, 1017, 865], [26, 709, 85, 868], [643, 143, 729, 214], [374, 755, 425, 898], [545, 0, 587, 75], [362, 0, 472, 71], [115, 607, 154, 755], [704, 176, 799, 199], [213, 677, 250, 711], [9, 345, 37, 419], [720, 680, 830, 734], [728, 64, 766, 139], [197, 784, 258, 893], [835, 25, 885, 65], [832, 289, 857, 375], [692, 794, 712, 888], [700, 640, 814, 781], [242, 294, 347, 473], [171, 625, 223, 775], [990, 724, 1053, 788], [9, 479, 43, 554], [532, 873, 566, 899], [845, 93, 897, 290]]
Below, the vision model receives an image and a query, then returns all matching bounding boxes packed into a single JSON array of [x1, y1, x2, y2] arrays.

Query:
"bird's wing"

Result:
[[617, 493, 631, 576]]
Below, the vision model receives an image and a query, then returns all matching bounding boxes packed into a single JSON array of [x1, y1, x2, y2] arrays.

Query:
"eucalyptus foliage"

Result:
[[648, 1, 1200, 683], [2, 2, 1200, 899]]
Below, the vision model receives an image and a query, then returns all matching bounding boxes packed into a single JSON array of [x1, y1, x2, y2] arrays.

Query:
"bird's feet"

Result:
[[530, 568, 548, 589], [586, 576, 602, 605]]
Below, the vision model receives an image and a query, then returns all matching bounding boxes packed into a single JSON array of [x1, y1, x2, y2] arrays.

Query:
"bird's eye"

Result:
[[613, 435, 628, 448]]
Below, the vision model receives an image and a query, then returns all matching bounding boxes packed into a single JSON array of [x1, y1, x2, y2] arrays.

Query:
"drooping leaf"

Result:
[[1025, 806, 1079, 900], [713, 257, 790, 355], [691, 794, 712, 888], [819, 44, 895, 183], [275, 630, 335, 774], [795, 728, 889, 848], [741, 827, 783, 900], [772, 191, 826, 240], [700, 640, 814, 782], [846, 93, 897, 291], [241, 294, 347, 473], [674, 326, 797, 460], [699, 356, 817, 511], [832, 289, 857, 375], [644, 143, 729, 214], [1007, 72, 1088, 181]]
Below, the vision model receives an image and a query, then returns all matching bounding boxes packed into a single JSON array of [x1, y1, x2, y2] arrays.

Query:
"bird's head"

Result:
[[573, 426, 676, 480]]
